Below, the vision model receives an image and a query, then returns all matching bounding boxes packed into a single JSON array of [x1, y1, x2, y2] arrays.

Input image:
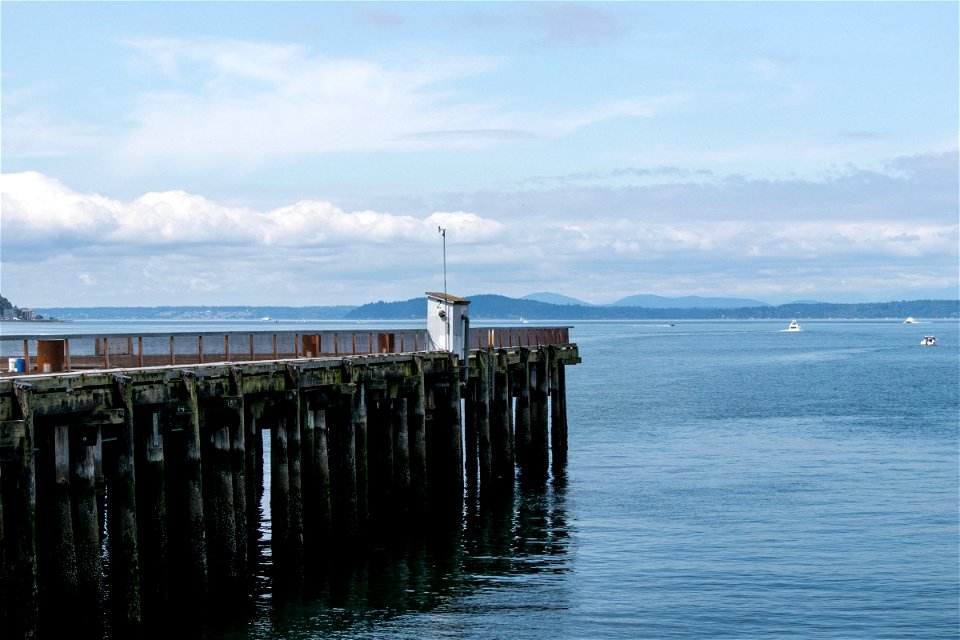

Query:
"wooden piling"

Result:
[[106, 376, 142, 634], [331, 388, 359, 540], [305, 407, 332, 544], [392, 396, 410, 517], [476, 350, 492, 492], [447, 368, 464, 507], [135, 408, 168, 625], [70, 422, 105, 638], [550, 350, 568, 469], [0, 461, 5, 631], [45, 424, 78, 625], [227, 383, 248, 588], [366, 391, 393, 532], [528, 357, 550, 481], [269, 403, 291, 572], [426, 368, 464, 516], [353, 383, 369, 533], [3, 385, 38, 638], [300, 399, 315, 540], [201, 404, 239, 600], [244, 401, 263, 570], [491, 360, 513, 488], [179, 374, 209, 609], [285, 391, 304, 577], [464, 375, 479, 499], [409, 378, 428, 517], [514, 352, 532, 474]]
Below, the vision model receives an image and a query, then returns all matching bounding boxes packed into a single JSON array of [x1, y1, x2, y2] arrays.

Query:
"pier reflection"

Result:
[[202, 474, 571, 639]]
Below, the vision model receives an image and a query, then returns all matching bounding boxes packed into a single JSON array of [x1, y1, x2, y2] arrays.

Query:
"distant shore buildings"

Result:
[[1, 305, 40, 321], [1, 294, 51, 321]]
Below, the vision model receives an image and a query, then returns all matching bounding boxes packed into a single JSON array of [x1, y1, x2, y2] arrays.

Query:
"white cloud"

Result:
[[0, 171, 505, 254], [0, 172, 121, 242], [97, 38, 684, 172], [112, 39, 508, 168], [1, 166, 955, 306]]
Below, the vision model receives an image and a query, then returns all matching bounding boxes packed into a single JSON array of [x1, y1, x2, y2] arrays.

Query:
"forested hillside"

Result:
[[345, 296, 959, 320]]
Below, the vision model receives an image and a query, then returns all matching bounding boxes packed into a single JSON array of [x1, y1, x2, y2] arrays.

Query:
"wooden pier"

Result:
[[0, 324, 579, 639]]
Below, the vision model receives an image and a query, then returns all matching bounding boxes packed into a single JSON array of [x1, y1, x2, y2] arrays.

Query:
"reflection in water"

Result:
[[204, 466, 571, 639]]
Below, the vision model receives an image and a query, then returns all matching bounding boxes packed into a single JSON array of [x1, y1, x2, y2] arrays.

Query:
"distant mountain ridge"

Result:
[[31, 305, 356, 320], [30, 295, 960, 321], [522, 292, 592, 306], [344, 296, 958, 320], [611, 294, 769, 309], [523, 292, 768, 308]]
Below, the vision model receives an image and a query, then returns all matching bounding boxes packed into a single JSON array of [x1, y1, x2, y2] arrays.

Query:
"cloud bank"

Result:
[[2, 150, 956, 307]]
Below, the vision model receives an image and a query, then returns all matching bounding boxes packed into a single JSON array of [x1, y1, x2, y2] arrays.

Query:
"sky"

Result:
[[1, 1, 957, 308]]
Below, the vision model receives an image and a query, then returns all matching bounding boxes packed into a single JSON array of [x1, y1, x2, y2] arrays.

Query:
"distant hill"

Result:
[[346, 296, 958, 321], [29, 297, 959, 322], [522, 292, 592, 306], [346, 294, 572, 320], [33, 305, 356, 320], [611, 294, 770, 308]]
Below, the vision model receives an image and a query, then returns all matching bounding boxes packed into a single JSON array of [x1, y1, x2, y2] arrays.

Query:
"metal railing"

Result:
[[1, 326, 572, 375]]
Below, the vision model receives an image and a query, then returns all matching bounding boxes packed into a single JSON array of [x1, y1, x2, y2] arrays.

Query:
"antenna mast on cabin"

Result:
[[438, 226, 447, 298]]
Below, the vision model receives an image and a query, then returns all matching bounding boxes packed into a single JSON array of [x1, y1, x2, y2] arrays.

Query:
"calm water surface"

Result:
[[9, 318, 958, 638], [228, 319, 958, 640]]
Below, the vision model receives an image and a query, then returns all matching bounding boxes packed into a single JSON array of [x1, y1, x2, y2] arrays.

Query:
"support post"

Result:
[[331, 387, 358, 541], [44, 424, 78, 632], [409, 376, 428, 518], [305, 407, 332, 546], [392, 396, 410, 518], [269, 402, 291, 573], [107, 376, 142, 634], [551, 357, 568, 469], [464, 374, 479, 500], [180, 374, 209, 610], [353, 383, 368, 533], [135, 408, 168, 626], [201, 404, 238, 603], [476, 350, 492, 493], [4, 385, 38, 638], [514, 352, 532, 474], [528, 356, 550, 482], [70, 423, 105, 638], [285, 391, 304, 578], [491, 354, 514, 489]]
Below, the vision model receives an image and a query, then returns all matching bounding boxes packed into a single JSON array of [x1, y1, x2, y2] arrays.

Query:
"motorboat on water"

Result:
[[903, 317, 917, 324], [784, 319, 802, 332], [920, 335, 937, 346]]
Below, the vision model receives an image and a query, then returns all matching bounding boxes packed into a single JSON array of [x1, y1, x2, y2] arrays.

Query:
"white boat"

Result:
[[903, 317, 917, 324], [784, 319, 802, 332], [920, 335, 937, 346]]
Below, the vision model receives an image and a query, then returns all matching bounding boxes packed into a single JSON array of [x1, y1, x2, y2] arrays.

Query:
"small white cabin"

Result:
[[426, 291, 470, 355]]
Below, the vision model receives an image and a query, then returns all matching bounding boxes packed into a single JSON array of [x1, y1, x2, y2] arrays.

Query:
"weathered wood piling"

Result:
[[0, 329, 579, 639]]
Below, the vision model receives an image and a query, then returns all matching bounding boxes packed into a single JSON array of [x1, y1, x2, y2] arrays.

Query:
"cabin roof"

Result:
[[425, 292, 471, 304]]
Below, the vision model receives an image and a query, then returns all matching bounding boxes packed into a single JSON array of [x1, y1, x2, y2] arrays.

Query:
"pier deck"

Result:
[[0, 325, 579, 639]]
